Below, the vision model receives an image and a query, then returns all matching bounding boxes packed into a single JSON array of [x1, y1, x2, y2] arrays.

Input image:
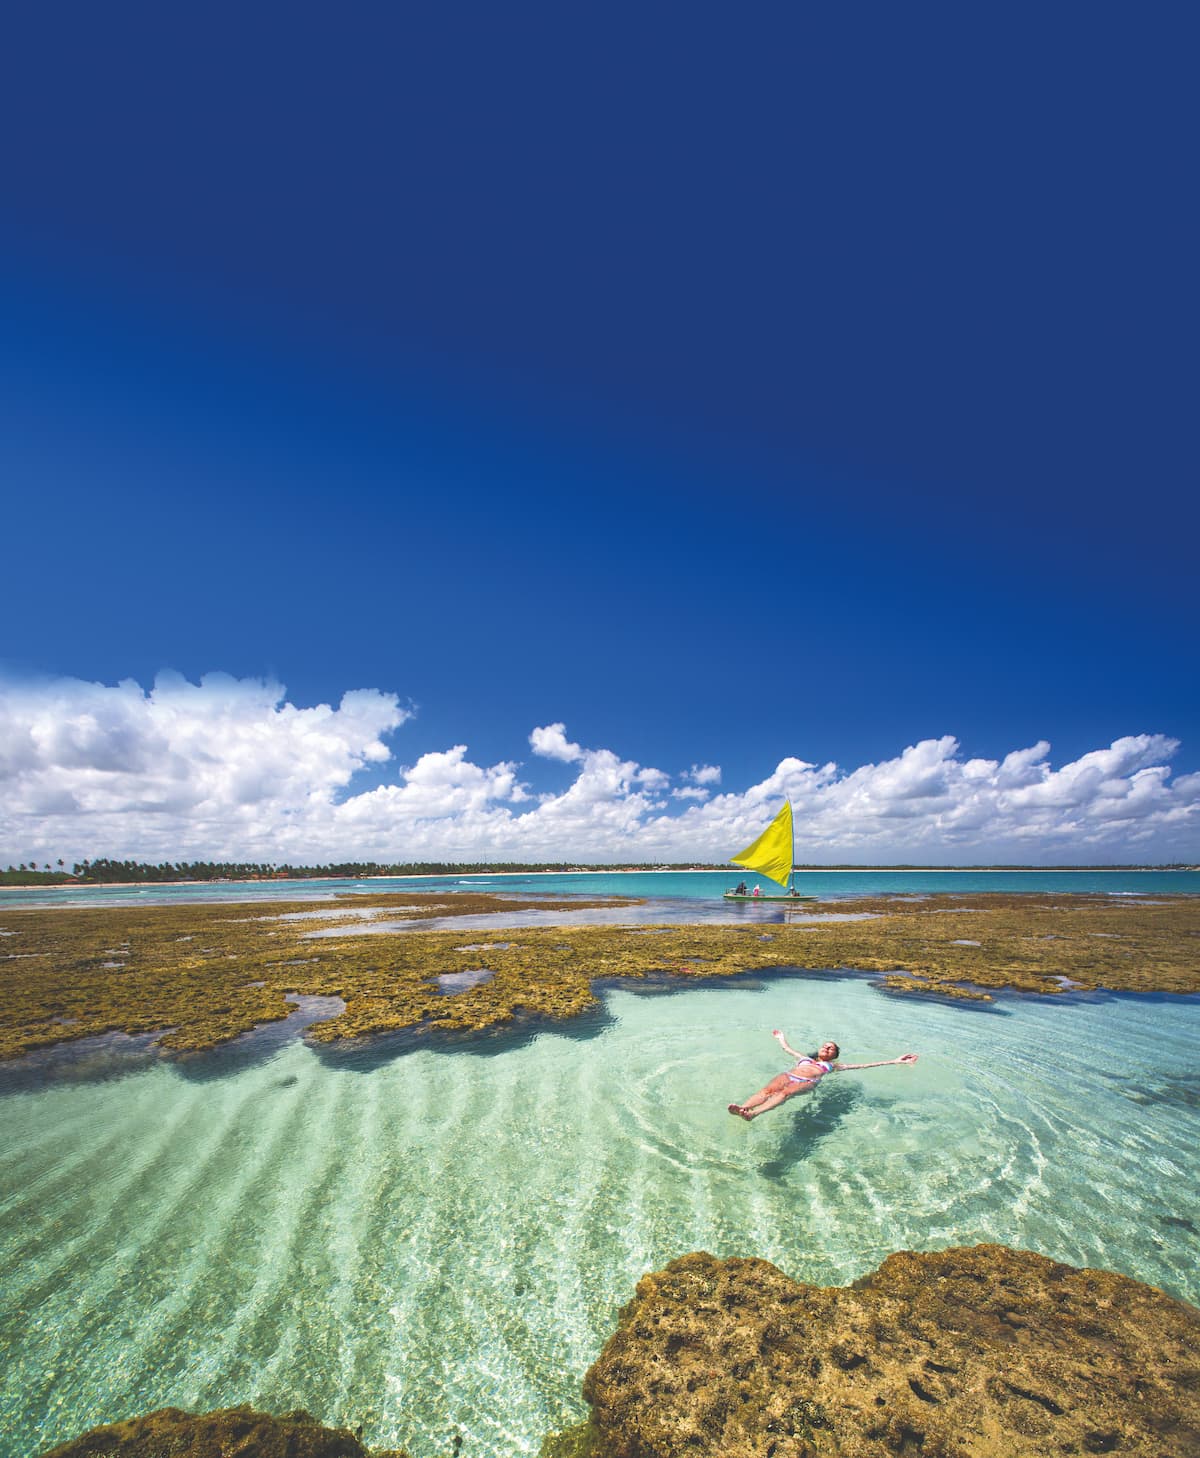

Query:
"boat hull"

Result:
[[722, 892, 815, 902]]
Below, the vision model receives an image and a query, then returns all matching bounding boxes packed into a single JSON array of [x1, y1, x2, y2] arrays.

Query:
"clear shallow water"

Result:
[[302, 906, 878, 936], [2, 866, 1197, 909], [3, 978, 1199, 1458]]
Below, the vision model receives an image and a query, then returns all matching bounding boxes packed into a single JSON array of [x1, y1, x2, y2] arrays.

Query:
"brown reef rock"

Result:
[[572, 1245, 1200, 1458], [3, 892, 1198, 1062], [37, 1403, 408, 1458]]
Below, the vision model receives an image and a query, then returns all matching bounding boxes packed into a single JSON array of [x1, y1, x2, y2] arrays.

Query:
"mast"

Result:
[[789, 803, 795, 894]]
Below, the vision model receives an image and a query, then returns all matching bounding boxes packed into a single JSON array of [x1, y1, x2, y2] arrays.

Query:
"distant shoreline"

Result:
[[2, 864, 1196, 895]]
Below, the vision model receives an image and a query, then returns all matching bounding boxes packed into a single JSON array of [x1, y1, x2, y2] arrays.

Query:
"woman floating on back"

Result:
[[728, 1030, 918, 1121]]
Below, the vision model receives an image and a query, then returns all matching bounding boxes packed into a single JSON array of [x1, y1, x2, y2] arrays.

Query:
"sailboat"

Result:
[[723, 800, 814, 900]]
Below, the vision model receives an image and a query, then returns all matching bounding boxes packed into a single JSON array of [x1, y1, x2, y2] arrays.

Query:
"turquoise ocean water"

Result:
[[2, 865, 1198, 909], [2, 871, 1198, 1455]]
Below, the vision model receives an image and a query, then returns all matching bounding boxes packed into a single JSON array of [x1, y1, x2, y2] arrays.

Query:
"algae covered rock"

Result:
[[578, 1245, 1200, 1457], [37, 1403, 408, 1458]]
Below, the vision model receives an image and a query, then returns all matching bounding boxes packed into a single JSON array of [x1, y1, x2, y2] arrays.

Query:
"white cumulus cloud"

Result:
[[1, 673, 411, 863], [681, 763, 721, 786], [529, 722, 583, 762], [1, 674, 1196, 866]]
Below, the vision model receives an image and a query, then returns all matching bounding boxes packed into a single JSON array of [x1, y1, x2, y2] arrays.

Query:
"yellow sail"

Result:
[[731, 801, 793, 888]]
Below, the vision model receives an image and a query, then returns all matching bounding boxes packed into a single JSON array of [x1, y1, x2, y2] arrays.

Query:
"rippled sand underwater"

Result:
[[3, 976, 1198, 1457]]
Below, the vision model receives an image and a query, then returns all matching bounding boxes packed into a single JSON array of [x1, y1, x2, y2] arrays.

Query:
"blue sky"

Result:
[[1, 6, 1196, 864]]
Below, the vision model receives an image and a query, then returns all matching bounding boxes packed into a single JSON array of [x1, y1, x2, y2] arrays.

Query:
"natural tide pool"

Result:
[[3, 977, 1199, 1458]]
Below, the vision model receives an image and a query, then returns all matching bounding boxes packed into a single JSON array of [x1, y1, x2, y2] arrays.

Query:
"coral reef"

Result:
[[37, 1403, 408, 1457], [0, 892, 1196, 1062], [573, 1245, 1200, 1457]]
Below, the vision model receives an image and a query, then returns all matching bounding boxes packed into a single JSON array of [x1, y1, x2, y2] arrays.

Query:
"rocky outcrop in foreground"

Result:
[[571, 1245, 1200, 1458], [39, 1403, 408, 1458], [36, 1248, 1200, 1458]]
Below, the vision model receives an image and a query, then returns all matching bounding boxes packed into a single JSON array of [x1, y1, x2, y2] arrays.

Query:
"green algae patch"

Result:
[[1, 892, 1197, 1063], [874, 973, 996, 1001], [37, 1403, 410, 1458], [539, 1420, 600, 1458]]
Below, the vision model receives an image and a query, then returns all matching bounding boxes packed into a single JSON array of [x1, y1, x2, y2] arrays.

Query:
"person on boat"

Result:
[[734, 881, 748, 896], [751, 884, 762, 898], [727, 1031, 918, 1121]]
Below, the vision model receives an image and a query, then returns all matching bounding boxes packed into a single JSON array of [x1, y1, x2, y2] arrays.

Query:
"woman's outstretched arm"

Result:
[[771, 1029, 805, 1060], [835, 1053, 919, 1070]]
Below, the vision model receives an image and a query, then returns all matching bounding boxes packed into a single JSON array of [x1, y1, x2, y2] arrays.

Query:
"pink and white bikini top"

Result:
[[788, 1057, 834, 1080]]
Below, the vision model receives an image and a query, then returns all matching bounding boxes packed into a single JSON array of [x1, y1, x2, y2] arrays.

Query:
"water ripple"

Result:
[[2, 980, 1198, 1458]]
